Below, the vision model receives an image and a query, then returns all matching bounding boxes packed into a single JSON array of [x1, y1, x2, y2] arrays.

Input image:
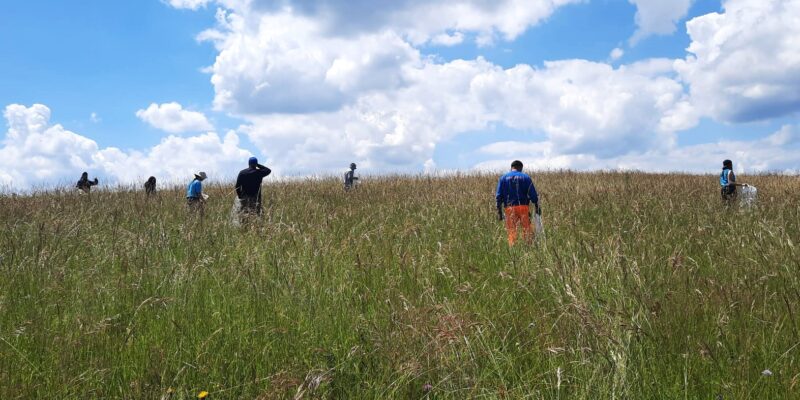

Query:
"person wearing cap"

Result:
[[186, 171, 208, 214], [496, 160, 540, 246], [344, 162, 359, 191], [235, 157, 272, 216], [76, 172, 99, 193], [720, 159, 748, 204]]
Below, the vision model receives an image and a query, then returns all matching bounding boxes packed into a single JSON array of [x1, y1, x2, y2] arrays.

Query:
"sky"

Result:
[[1, 0, 799, 190]]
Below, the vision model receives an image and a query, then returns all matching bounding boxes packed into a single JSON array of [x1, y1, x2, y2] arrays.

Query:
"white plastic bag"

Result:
[[534, 214, 545, 240], [229, 196, 243, 226], [739, 186, 757, 208]]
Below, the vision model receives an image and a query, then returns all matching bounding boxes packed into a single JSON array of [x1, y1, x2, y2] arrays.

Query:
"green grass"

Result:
[[1, 172, 798, 399]]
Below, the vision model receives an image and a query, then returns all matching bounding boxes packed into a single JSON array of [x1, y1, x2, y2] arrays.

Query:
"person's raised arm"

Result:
[[257, 164, 272, 177], [91, 178, 99, 186]]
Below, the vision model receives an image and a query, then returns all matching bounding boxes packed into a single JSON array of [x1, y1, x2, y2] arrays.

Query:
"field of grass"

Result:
[[1, 172, 798, 399]]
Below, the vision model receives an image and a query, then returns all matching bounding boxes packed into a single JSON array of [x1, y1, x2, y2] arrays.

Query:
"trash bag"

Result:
[[534, 213, 545, 240], [229, 196, 243, 227], [739, 185, 757, 208]]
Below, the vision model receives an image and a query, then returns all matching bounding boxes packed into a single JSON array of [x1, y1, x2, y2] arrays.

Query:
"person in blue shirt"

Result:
[[496, 160, 540, 246], [720, 159, 748, 204], [186, 171, 207, 215]]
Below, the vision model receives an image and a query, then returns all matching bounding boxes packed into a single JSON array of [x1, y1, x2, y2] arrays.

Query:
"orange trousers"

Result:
[[504, 205, 533, 246]]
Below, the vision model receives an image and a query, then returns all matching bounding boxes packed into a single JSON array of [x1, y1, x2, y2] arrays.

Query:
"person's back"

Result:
[[235, 157, 271, 215], [186, 178, 202, 199], [496, 160, 540, 246], [496, 170, 537, 207], [144, 177, 156, 195]]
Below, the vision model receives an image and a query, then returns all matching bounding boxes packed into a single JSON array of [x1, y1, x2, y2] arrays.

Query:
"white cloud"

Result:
[[1, 104, 251, 190], [610, 47, 624, 61], [164, 0, 211, 10], [474, 124, 800, 174], [90, 112, 101, 123], [136, 102, 214, 133], [628, 0, 694, 44], [676, 0, 800, 123]]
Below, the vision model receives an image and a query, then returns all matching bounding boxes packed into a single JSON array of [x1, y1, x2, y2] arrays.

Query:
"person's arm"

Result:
[[529, 180, 540, 215], [728, 171, 748, 187], [257, 164, 272, 177], [90, 178, 98, 186], [496, 178, 506, 221]]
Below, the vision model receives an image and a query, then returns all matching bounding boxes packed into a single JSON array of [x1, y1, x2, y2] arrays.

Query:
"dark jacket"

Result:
[[77, 177, 98, 192], [235, 164, 271, 201]]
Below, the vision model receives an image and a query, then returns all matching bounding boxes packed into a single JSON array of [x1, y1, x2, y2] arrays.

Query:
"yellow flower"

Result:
[[198, 391, 209, 399]]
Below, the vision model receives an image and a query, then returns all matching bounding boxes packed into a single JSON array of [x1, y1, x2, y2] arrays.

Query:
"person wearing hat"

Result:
[[720, 159, 748, 204], [76, 171, 99, 193], [186, 171, 208, 214], [235, 157, 272, 216], [343, 162, 359, 191], [496, 160, 540, 246]]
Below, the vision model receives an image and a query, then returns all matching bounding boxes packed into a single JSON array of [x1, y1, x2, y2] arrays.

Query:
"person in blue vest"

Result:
[[720, 159, 748, 203], [496, 160, 540, 246], [186, 171, 207, 214]]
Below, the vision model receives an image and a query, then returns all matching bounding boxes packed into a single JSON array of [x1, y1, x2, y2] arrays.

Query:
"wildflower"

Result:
[[423, 383, 433, 393], [198, 390, 209, 399], [762, 369, 773, 377]]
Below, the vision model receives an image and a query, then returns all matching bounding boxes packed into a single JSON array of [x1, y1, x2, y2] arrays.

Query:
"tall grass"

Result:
[[0, 172, 798, 399]]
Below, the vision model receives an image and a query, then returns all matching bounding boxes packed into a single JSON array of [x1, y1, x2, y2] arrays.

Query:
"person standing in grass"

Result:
[[344, 162, 359, 191], [235, 157, 272, 216], [496, 160, 540, 246], [186, 171, 207, 215], [76, 172, 99, 193], [144, 176, 157, 196], [720, 159, 748, 204]]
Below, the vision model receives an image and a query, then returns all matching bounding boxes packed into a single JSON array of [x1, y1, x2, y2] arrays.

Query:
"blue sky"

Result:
[[1, 0, 798, 189]]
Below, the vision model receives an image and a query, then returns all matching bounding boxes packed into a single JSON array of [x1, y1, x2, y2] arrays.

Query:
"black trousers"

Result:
[[240, 196, 262, 215]]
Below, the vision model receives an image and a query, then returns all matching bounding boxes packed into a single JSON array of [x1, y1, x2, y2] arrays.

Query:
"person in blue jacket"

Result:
[[186, 171, 207, 215], [496, 160, 540, 246], [720, 159, 748, 203]]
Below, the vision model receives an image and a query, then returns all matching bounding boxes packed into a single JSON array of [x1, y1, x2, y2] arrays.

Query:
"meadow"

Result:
[[0, 172, 798, 399]]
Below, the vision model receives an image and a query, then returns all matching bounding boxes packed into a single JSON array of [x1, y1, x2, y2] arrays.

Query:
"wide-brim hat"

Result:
[[195, 171, 208, 180]]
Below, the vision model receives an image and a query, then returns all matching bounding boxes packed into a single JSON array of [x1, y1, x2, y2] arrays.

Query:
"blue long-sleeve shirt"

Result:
[[186, 179, 203, 199], [496, 170, 538, 208]]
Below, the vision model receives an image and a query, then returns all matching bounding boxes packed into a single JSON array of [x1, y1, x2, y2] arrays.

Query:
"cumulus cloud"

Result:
[[1, 104, 251, 190], [157, 0, 796, 177], [676, 0, 800, 123], [628, 0, 694, 44], [474, 124, 800, 174], [136, 102, 214, 133]]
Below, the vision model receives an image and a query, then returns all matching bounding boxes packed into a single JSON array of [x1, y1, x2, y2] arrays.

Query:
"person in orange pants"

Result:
[[496, 160, 540, 246]]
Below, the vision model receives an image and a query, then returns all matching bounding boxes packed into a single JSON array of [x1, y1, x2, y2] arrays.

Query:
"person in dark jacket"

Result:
[[235, 157, 272, 215], [496, 160, 540, 246], [144, 176, 157, 196], [76, 172, 99, 193], [343, 162, 359, 191]]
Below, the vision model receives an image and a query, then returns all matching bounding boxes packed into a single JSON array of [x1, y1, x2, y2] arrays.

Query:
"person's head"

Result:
[[723, 159, 733, 169], [81, 172, 88, 180], [195, 171, 207, 181], [511, 160, 523, 171], [147, 176, 156, 184], [248, 156, 258, 167], [350, 162, 357, 170]]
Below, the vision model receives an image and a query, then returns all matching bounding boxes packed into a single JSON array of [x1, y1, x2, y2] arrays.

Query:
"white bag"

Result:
[[229, 196, 243, 226], [534, 214, 545, 240], [739, 186, 757, 208]]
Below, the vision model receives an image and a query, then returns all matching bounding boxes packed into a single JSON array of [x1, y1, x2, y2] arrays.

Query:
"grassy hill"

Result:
[[1, 172, 798, 399]]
